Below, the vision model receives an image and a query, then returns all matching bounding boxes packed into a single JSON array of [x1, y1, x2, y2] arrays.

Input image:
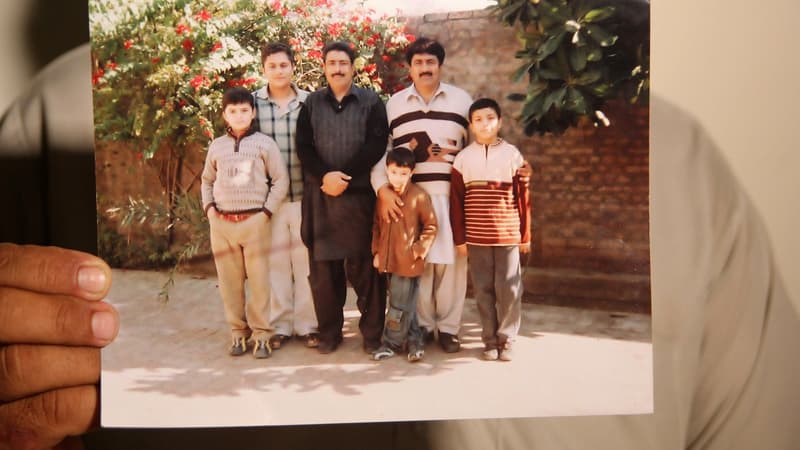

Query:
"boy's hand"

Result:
[[377, 185, 403, 222], [455, 244, 468, 257], [372, 254, 380, 269], [206, 206, 217, 219], [519, 243, 531, 254], [0, 244, 120, 449], [516, 161, 532, 180], [321, 171, 351, 197]]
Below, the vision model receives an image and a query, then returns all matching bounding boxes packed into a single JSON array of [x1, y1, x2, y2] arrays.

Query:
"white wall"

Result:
[[653, 0, 800, 308], [0, 0, 34, 113]]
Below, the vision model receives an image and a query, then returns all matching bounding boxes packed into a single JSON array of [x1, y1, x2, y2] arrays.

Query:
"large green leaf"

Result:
[[581, 6, 615, 23], [536, 30, 566, 62], [511, 61, 535, 82], [565, 86, 589, 114], [574, 69, 602, 85], [569, 45, 588, 72], [542, 86, 567, 113], [585, 24, 618, 47]]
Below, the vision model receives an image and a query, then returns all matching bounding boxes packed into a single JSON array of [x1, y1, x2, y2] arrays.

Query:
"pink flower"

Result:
[[364, 63, 377, 74], [381, 54, 391, 62], [211, 42, 222, 52], [307, 49, 322, 60], [123, 39, 133, 50], [195, 10, 211, 22], [190, 75, 207, 91], [91, 68, 104, 85], [406, 34, 416, 43], [151, 57, 161, 64], [105, 61, 118, 70], [182, 38, 194, 52], [271, 0, 281, 11]]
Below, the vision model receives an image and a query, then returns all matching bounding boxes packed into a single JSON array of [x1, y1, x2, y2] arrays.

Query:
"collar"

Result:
[[324, 82, 363, 102], [405, 82, 447, 102], [478, 137, 504, 148], [255, 83, 308, 104], [226, 125, 257, 139]]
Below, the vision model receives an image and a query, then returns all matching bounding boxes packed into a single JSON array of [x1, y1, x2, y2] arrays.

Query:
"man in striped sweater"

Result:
[[450, 98, 531, 361], [371, 37, 472, 353]]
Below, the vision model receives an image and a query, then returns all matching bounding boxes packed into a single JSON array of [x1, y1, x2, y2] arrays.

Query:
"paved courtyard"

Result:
[[101, 269, 652, 428]]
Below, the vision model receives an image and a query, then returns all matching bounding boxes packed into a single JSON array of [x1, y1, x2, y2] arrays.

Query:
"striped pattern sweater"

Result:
[[450, 139, 531, 246]]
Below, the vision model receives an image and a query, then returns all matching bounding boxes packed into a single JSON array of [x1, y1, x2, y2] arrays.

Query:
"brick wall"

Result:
[[405, 10, 650, 311]]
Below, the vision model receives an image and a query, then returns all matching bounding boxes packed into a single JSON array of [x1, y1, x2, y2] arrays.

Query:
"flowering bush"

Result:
[[90, 0, 413, 156], [90, 0, 413, 272]]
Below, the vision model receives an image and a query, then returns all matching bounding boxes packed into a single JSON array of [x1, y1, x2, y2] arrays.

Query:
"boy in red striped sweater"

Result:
[[450, 98, 531, 361]]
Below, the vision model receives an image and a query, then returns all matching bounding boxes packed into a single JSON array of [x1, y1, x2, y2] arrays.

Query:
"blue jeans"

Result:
[[381, 274, 423, 352]]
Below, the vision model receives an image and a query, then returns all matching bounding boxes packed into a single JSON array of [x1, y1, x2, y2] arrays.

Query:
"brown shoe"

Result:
[[268, 334, 291, 350], [438, 332, 461, 353], [300, 333, 320, 348]]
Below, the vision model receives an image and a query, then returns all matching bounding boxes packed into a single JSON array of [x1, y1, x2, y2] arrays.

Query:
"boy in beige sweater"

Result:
[[201, 87, 289, 358]]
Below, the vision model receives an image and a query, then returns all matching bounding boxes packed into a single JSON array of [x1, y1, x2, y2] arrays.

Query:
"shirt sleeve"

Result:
[[295, 101, 331, 179], [263, 138, 289, 215]]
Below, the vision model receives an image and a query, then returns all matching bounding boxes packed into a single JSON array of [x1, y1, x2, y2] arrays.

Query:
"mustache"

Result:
[[420, 72, 434, 77]]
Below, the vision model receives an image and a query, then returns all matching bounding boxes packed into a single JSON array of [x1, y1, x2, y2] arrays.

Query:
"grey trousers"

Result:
[[467, 245, 523, 349]]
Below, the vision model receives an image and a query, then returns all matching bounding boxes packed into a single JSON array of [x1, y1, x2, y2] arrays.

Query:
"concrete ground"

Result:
[[101, 269, 652, 428]]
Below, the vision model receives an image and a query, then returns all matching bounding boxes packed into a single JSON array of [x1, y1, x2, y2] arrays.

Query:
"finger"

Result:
[[0, 345, 99, 402], [0, 385, 98, 450], [0, 288, 119, 346], [0, 244, 111, 301]]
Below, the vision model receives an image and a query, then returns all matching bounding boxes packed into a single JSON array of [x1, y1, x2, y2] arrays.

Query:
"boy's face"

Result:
[[470, 107, 502, 144], [263, 51, 294, 91], [324, 50, 354, 92], [409, 53, 441, 92], [222, 102, 255, 133], [386, 162, 412, 192]]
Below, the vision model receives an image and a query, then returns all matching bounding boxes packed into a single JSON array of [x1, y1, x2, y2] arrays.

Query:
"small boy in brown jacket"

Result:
[[371, 148, 437, 362]]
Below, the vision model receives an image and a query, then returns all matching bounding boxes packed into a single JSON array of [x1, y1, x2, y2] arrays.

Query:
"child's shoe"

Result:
[[229, 336, 247, 356], [498, 343, 514, 362], [372, 345, 395, 361], [407, 348, 424, 363], [253, 339, 272, 359], [482, 346, 499, 361]]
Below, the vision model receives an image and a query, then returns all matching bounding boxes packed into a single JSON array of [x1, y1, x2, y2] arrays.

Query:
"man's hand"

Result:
[[373, 254, 380, 270], [455, 244, 468, 257], [0, 244, 119, 449], [377, 184, 403, 223], [321, 171, 351, 197], [519, 242, 531, 254]]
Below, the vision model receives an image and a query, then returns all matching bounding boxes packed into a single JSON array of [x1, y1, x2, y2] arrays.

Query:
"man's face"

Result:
[[409, 53, 441, 91], [470, 107, 502, 144], [262, 51, 294, 91], [222, 102, 256, 133], [324, 50, 354, 92], [386, 162, 412, 192]]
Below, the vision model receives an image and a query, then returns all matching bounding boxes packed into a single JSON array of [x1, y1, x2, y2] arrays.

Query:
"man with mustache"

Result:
[[371, 37, 472, 354], [296, 41, 389, 354]]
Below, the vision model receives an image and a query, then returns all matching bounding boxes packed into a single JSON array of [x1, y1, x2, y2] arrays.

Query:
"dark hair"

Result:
[[405, 37, 445, 65], [322, 41, 355, 63], [386, 148, 416, 170], [222, 87, 255, 109], [468, 98, 502, 122], [261, 42, 294, 66]]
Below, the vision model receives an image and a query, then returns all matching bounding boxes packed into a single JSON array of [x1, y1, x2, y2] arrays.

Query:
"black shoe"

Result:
[[422, 329, 435, 344], [253, 340, 272, 359], [317, 336, 342, 354], [363, 340, 381, 354], [268, 334, 291, 350], [229, 336, 247, 356], [438, 332, 461, 353]]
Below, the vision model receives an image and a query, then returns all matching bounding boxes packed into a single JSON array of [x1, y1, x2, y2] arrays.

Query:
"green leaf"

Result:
[[585, 24, 618, 47], [586, 46, 603, 61], [536, 30, 566, 62], [537, 67, 564, 80], [507, 92, 527, 102], [542, 86, 567, 112], [569, 45, 588, 72], [582, 6, 615, 23], [574, 69, 603, 85], [511, 61, 535, 82], [565, 86, 588, 114]]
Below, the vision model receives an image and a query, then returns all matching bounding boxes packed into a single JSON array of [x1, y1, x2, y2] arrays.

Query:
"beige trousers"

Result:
[[268, 200, 317, 336], [416, 253, 469, 335], [209, 212, 272, 341]]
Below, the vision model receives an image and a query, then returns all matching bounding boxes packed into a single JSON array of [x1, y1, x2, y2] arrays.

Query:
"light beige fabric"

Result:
[[3, 44, 798, 449]]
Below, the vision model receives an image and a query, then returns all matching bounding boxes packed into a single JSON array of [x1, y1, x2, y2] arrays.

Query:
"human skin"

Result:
[[0, 243, 119, 449]]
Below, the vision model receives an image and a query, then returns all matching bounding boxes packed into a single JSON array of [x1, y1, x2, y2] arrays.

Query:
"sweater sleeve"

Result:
[[514, 170, 531, 244], [450, 165, 467, 246], [200, 142, 217, 214]]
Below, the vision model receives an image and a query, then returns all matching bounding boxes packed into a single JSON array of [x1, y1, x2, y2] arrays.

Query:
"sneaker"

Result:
[[363, 340, 381, 354], [407, 348, 424, 363], [498, 344, 514, 362], [229, 336, 247, 356], [482, 347, 499, 361], [253, 340, 272, 359], [268, 334, 291, 350], [438, 332, 461, 353], [300, 333, 320, 348], [372, 345, 395, 361]]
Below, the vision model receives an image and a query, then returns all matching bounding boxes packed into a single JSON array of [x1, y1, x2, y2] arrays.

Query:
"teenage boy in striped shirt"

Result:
[[450, 98, 531, 361]]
